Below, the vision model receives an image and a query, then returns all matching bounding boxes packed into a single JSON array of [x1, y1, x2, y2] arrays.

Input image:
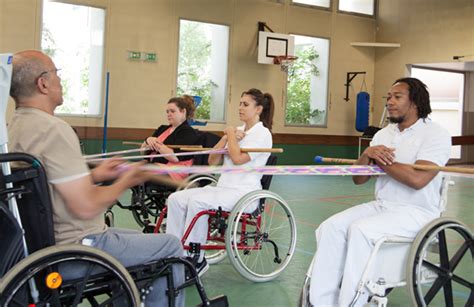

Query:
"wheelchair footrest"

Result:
[[197, 295, 229, 307]]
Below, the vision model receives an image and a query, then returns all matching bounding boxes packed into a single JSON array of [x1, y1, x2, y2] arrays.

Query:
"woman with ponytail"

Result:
[[166, 88, 275, 275]]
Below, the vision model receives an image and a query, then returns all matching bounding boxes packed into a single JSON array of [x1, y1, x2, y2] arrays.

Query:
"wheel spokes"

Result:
[[71, 261, 97, 305], [417, 225, 473, 306], [449, 241, 471, 272]]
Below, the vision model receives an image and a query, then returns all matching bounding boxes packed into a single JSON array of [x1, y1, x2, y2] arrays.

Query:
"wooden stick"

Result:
[[411, 164, 474, 174], [169, 144, 203, 149], [179, 147, 284, 153], [122, 141, 143, 146], [85, 147, 147, 159], [314, 156, 357, 165], [87, 149, 226, 163], [315, 156, 474, 175], [87, 147, 283, 163], [122, 141, 203, 149]]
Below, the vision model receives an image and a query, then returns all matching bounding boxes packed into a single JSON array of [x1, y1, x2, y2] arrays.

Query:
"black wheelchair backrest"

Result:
[[0, 201, 24, 278], [261, 155, 277, 190], [194, 131, 221, 166], [0, 153, 56, 256]]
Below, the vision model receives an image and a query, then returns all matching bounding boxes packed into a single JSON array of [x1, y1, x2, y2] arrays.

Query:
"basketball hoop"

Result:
[[273, 55, 298, 72]]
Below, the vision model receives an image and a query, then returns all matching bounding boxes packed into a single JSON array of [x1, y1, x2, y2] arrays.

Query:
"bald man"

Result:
[[8, 50, 185, 307]]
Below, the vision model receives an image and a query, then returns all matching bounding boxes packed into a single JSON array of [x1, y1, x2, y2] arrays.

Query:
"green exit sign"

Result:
[[144, 53, 157, 62], [128, 51, 141, 60]]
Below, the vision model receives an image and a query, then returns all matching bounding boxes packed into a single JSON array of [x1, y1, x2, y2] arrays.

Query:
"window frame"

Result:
[[175, 17, 231, 124], [39, 0, 107, 118], [284, 32, 331, 128], [410, 65, 466, 160], [337, 0, 376, 18], [290, 0, 332, 12]]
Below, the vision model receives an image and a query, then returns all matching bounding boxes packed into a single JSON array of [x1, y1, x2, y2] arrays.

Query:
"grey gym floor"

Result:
[[113, 175, 473, 307]]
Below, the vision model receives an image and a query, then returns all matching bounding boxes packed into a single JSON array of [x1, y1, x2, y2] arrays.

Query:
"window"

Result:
[[177, 19, 229, 122], [411, 67, 464, 159], [338, 0, 375, 16], [285, 35, 330, 126], [292, 0, 330, 9], [41, 0, 105, 116]]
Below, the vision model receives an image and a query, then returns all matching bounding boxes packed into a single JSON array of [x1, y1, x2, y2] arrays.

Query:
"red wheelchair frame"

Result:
[[154, 206, 262, 253], [151, 157, 297, 283]]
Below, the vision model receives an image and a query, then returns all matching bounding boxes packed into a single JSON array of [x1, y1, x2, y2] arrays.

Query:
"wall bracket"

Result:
[[258, 21, 274, 33], [257, 22, 274, 47], [345, 71, 366, 102]]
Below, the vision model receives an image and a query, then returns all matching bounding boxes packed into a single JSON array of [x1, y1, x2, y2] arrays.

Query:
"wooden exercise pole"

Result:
[[315, 156, 474, 175], [179, 147, 284, 153]]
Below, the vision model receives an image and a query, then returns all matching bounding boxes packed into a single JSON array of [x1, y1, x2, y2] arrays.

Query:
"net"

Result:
[[273, 55, 298, 73]]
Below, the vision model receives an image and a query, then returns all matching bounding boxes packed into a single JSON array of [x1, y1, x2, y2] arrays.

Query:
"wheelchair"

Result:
[[110, 131, 221, 232], [299, 175, 473, 307], [111, 173, 219, 232], [153, 155, 298, 283], [0, 152, 228, 306]]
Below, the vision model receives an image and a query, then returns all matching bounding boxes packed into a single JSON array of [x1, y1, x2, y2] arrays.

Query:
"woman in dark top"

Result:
[[142, 96, 200, 180]]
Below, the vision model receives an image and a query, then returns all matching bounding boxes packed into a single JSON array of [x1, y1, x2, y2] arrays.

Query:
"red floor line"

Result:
[[318, 200, 353, 205], [295, 219, 320, 228]]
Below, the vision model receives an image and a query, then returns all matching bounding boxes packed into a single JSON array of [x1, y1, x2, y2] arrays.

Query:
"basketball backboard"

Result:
[[257, 31, 295, 65]]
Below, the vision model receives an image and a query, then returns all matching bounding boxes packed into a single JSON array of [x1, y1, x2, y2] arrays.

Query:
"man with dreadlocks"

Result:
[[309, 77, 451, 307]]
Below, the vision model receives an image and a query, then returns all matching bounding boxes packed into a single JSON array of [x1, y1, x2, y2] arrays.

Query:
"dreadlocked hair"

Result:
[[393, 77, 431, 119]]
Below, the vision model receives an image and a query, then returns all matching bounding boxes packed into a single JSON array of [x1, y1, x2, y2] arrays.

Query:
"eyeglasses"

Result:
[[37, 68, 62, 80]]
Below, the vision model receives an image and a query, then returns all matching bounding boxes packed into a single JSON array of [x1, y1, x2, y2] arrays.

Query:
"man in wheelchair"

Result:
[[6, 50, 187, 306], [309, 78, 452, 306]]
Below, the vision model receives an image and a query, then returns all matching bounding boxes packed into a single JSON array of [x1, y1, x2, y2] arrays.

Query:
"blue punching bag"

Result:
[[355, 91, 370, 132]]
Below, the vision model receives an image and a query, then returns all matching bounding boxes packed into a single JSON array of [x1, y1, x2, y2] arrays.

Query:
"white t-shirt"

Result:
[[217, 122, 272, 190], [371, 118, 451, 213]]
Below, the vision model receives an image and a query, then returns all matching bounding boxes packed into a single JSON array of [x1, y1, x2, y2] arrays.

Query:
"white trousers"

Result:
[[166, 186, 251, 259], [309, 200, 438, 307]]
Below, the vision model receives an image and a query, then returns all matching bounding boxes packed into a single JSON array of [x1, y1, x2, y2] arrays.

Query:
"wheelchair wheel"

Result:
[[299, 254, 316, 307], [406, 217, 473, 307], [225, 190, 297, 282], [130, 185, 169, 230], [299, 274, 312, 307], [178, 173, 218, 191], [0, 244, 140, 306], [131, 203, 161, 229]]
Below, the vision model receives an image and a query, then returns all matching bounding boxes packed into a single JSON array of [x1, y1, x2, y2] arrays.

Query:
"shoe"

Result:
[[184, 257, 209, 280], [195, 258, 209, 277]]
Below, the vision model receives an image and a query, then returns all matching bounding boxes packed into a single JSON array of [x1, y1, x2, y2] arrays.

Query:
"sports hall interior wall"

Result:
[[1, 0, 473, 161], [374, 0, 474, 162]]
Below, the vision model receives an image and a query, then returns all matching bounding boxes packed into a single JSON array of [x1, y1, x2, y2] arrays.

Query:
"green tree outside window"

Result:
[[286, 45, 326, 125]]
